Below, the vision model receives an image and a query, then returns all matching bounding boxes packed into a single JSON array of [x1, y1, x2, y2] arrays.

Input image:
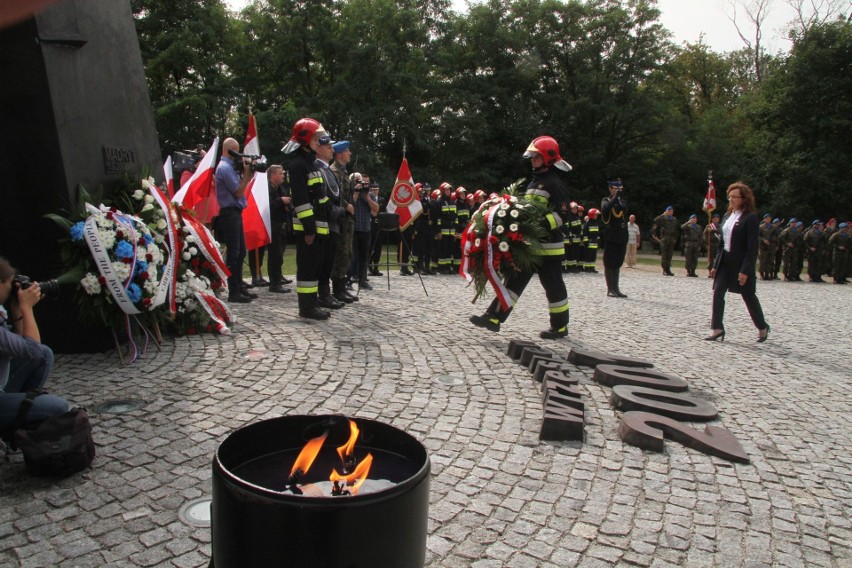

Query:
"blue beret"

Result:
[[812, 219, 822, 226], [840, 222, 848, 229], [608, 179, 623, 188], [689, 214, 697, 220], [332, 140, 350, 153], [665, 206, 673, 212], [772, 218, 781, 223]]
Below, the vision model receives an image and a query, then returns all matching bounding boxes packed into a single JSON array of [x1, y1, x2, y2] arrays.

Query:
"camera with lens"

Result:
[[12, 274, 59, 300], [228, 149, 268, 173]]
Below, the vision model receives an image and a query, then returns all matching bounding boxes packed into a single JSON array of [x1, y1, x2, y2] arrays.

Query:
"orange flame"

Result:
[[336, 419, 360, 466], [288, 432, 328, 480], [330, 453, 374, 495]]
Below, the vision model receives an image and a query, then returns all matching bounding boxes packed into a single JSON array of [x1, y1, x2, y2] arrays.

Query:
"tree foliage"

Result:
[[131, 0, 851, 224]]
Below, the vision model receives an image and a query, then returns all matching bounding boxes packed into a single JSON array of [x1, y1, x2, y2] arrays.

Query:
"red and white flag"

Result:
[[386, 157, 422, 230], [173, 137, 219, 209], [163, 156, 175, 198], [703, 178, 717, 212], [241, 113, 271, 249]]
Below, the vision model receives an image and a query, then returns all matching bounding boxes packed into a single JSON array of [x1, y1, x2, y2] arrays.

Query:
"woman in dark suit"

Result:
[[706, 182, 770, 342]]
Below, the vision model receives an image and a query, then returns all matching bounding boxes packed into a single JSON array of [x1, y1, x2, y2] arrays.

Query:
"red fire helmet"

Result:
[[282, 118, 325, 153], [587, 208, 600, 220], [523, 136, 572, 172], [431, 189, 441, 200]]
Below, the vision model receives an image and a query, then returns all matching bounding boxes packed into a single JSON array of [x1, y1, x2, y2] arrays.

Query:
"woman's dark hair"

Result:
[[726, 181, 756, 215], [0, 256, 15, 282]]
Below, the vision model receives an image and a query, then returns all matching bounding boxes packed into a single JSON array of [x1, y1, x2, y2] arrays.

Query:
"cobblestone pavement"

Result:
[[1, 263, 850, 567]]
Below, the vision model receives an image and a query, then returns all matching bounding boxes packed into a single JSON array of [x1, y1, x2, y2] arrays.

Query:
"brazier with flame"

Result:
[[210, 414, 430, 568]]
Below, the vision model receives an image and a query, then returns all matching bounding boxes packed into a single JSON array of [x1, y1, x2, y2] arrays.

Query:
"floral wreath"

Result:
[[460, 192, 547, 308]]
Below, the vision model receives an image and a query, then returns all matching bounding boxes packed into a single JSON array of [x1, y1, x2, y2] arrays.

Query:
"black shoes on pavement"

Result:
[[299, 307, 331, 320], [469, 314, 500, 332]]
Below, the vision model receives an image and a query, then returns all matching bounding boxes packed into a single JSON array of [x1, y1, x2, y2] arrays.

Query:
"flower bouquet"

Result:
[[123, 178, 233, 336], [48, 190, 169, 331], [460, 192, 548, 307]]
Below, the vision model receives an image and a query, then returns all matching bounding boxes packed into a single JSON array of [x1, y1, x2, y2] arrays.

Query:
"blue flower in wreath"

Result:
[[126, 283, 142, 303], [70, 221, 85, 242], [143, 233, 154, 246], [135, 260, 149, 276], [115, 240, 135, 260]]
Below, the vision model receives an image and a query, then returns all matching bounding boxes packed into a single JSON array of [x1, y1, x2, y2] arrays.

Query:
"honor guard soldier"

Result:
[[600, 178, 629, 296], [653, 206, 679, 275], [681, 214, 703, 277], [828, 222, 850, 284], [779, 218, 800, 281], [704, 212, 721, 277], [470, 136, 572, 339], [758, 213, 775, 280], [804, 220, 826, 282]]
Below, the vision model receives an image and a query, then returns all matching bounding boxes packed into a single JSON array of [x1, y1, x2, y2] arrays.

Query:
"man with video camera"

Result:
[[214, 138, 254, 303], [0, 257, 68, 432]]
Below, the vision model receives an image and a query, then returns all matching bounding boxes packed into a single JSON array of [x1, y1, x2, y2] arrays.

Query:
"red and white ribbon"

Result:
[[83, 210, 140, 315], [195, 291, 234, 335], [149, 183, 181, 314], [182, 213, 231, 287]]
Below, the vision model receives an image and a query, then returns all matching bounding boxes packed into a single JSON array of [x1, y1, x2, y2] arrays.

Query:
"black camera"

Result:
[[228, 149, 268, 173], [12, 274, 59, 300]]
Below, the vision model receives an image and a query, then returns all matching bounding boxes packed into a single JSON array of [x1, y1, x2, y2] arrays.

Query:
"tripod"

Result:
[[368, 212, 428, 296]]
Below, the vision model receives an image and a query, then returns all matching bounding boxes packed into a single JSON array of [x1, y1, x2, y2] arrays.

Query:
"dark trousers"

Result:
[[353, 230, 371, 282], [660, 239, 675, 272], [267, 229, 284, 285], [485, 256, 568, 332], [296, 234, 324, 311], [603, 242, 627, 269], [216, 209, 246, 297], [711, 257, 767, 331], [370, 225, 382, 266], [319, 232, 338, 298]]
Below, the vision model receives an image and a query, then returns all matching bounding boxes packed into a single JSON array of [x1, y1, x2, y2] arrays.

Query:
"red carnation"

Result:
[[97, 276, 106, 285], [138, 271, 149, 281], [146, 254, 153, 262]]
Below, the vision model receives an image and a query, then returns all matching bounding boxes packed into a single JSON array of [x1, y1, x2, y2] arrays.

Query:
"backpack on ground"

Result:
[[3, 391, 95, 477]]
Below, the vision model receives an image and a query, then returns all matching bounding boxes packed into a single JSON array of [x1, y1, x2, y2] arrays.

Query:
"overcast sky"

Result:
[[224, 0, 800, 54]]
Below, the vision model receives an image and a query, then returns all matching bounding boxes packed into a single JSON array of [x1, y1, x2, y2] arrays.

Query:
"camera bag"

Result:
[[4, 391, 95, 477]]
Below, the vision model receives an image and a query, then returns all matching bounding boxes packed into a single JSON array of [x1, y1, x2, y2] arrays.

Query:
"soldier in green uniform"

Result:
[[794, 221, 806, 278], [779, 218, 800, 281], [680, 214, 703, 277], [828, 222, 850, 284], [804, 220, 826, 282], [703, 212, 721, 278], [653, 206, 678, 276], [758, 213, 775, 280], [330, 141, 358, 303], [822, 218, 837, 279], [771, 218, 784, 280]]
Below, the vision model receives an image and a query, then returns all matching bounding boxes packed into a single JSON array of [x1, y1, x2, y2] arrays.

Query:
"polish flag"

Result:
[[386, 157, 422, 230], [163, 155, 175, 198], [173, 137, 219, 210], [703, 178, 717, 212], [241, 114, 271, 249]]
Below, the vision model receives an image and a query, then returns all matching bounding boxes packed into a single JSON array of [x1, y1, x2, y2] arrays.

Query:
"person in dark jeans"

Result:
[[0, 257, 68, 432], [352, 174, 380, 290], [266, 164, 292, 293], [213, 138, 254, 303]]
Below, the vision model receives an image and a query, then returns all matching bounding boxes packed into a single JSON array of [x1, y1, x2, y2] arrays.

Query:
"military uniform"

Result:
[[680, 218, 703, 277], [803, 223, 826, 282], [653, 210, 679, 275], [828, 225, 850, 283], [412, 191, 434, 274], [330, 159, 355, 300], [758, 217, 775, 280], [779, 223, 801, 281]]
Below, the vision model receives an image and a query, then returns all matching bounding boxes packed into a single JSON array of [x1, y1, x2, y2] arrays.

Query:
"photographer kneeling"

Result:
[[0, 257, 68, 431]]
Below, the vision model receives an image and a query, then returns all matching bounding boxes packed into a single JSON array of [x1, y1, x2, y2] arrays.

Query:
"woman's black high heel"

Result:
[[757, 324, 770, 343], [704, 330, 725, 341]]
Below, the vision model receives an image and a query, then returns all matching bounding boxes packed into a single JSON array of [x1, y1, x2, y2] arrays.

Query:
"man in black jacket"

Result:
[[266, 165, 292, 293]]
